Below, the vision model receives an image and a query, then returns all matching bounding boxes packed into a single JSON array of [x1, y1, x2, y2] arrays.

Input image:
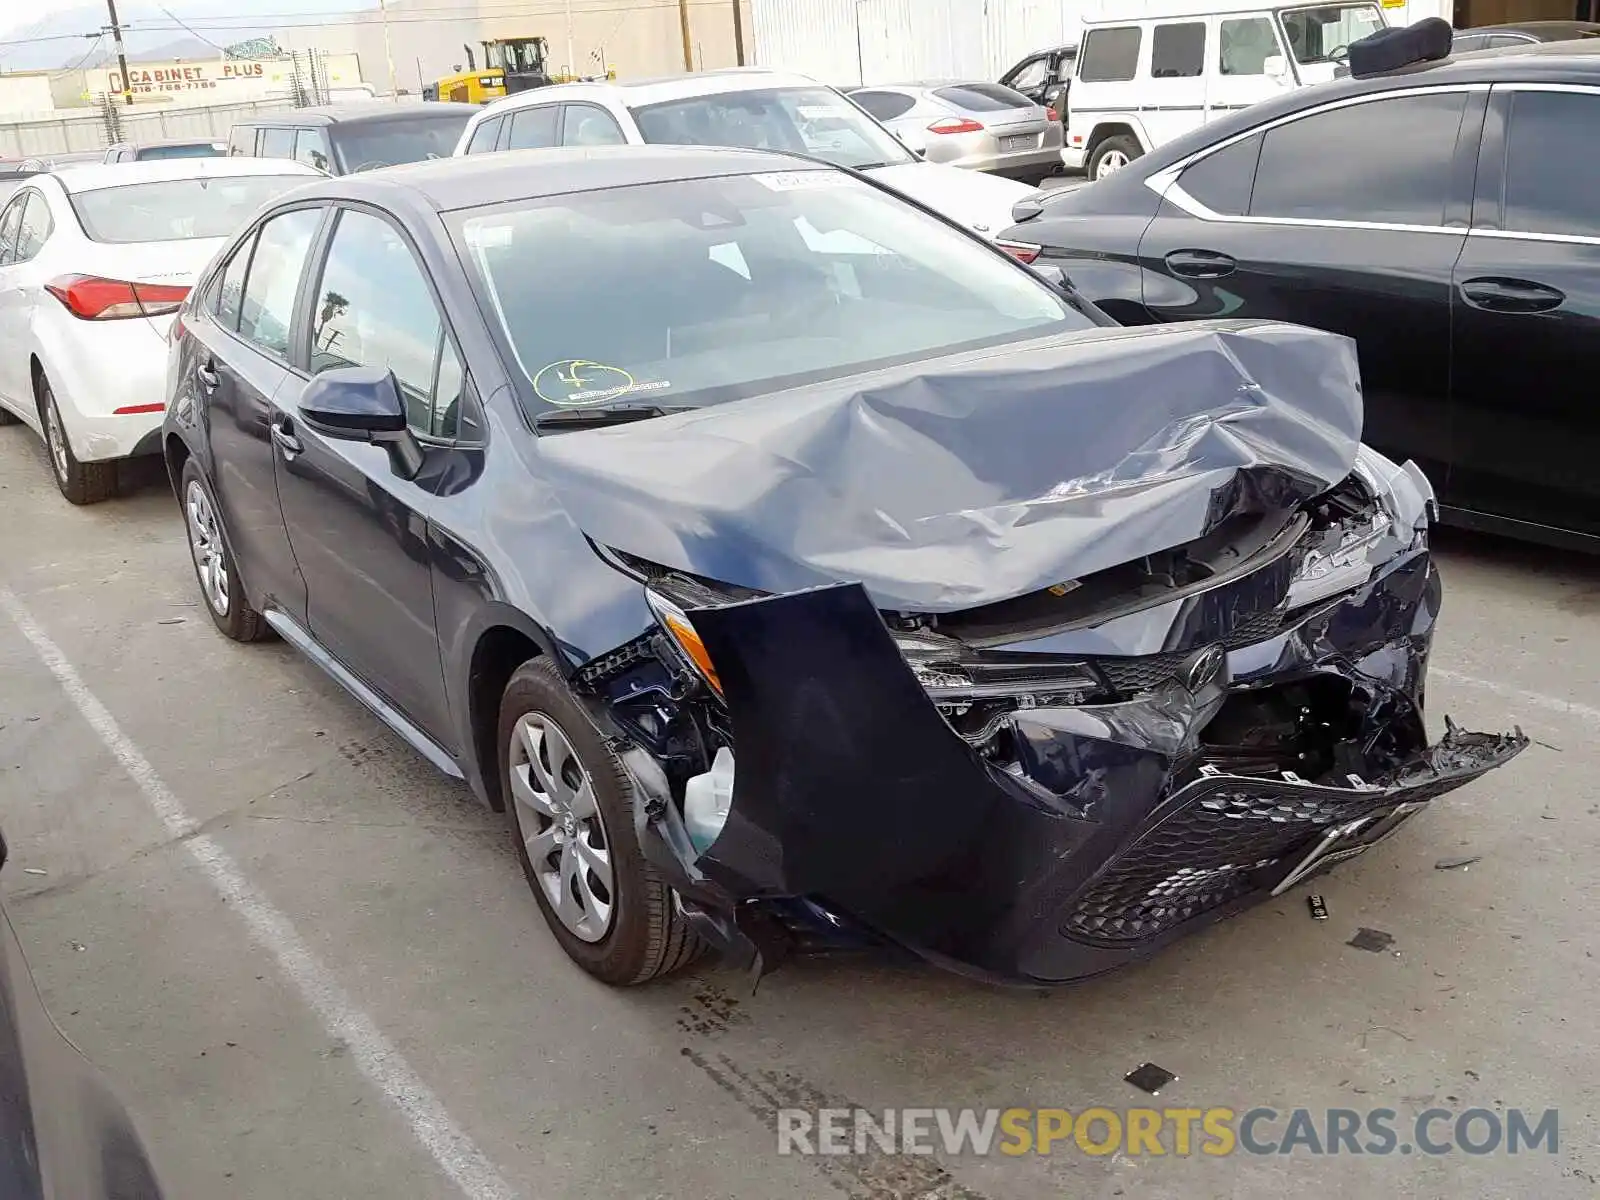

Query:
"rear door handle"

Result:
[[1459, 276, 1565, 314], [1164, 249, 1237, 279], [270, 419, 303, 459], [195, 362, 220, 390]]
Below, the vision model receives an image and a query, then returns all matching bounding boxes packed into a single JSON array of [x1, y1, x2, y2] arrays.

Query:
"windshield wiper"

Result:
[[533, 405, 693, 432]]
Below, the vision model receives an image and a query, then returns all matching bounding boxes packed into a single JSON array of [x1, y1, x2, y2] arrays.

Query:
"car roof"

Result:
[[1465, 19, 1600, 37], [116, 136, 226, 148], [477, 68, 830, 116], [234, 101, 477, 127], [47, 156, 325, 193], [1083, 0, 1344, 19], [280, 143, 832, 213]]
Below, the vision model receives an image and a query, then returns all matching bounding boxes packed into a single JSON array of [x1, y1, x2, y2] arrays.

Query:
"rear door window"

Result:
[[1249, 91, 1468, 225], [851, 90, 916, 121], [13, 192, 53, 262], [260, 127, 296, 159], [1151, 22, 1206, 78], [505, 105, 560, 150], [0, 196, 25, 266], [214, 236, 253, 332], [237, 207, 323, 358], [465, 116, 504, 154], [1499, 89, 1600, 238], [1078, 27, 1142, 82]]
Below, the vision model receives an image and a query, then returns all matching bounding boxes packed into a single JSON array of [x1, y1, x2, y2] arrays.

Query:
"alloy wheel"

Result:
[[1095, 150, 1130, 180], [184, 480, 230, 617], [42, 398, 69, 485], [508, 711, 615, 942]]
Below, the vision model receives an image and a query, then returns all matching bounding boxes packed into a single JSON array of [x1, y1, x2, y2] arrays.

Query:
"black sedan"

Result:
[[162, 145, 1522, 987], [999, 37, 1600, 552]]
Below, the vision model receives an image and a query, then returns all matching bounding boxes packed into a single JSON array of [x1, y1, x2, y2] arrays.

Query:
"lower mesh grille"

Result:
[[1061, 779, 1397, 945]]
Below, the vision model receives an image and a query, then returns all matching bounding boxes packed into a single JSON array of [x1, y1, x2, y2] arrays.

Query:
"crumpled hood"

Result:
[[535, 320, 1365, 613], [866, 161, 1039, 237]]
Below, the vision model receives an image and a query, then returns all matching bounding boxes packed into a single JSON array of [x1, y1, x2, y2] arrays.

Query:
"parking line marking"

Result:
[[1433, 668, 1600, 730], [0, 588, 519, 1200]]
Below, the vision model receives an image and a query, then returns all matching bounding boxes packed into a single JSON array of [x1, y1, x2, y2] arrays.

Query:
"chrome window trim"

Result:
[[1144, 83, 1489, 231]]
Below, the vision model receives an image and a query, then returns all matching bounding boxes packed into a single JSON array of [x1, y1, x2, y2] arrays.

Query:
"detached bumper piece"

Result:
[[670, 556, 1524, 987], [1063, 722, 1526, 947]]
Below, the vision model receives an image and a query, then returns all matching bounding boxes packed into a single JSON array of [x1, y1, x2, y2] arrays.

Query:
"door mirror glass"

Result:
[[1263, 54, 1289, 79]]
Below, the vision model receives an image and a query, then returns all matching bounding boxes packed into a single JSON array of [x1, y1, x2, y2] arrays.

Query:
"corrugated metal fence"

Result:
[[0, 98, 299, 158], [751, 0, 1088, 85]]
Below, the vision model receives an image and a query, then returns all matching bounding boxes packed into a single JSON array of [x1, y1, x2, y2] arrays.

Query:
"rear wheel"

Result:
[[38, 376, 116, 505], [1088, 134, 1141, 182], [0, 404, 19, 426], [499, 657, 702, 985], [180, 458, 271, 643]]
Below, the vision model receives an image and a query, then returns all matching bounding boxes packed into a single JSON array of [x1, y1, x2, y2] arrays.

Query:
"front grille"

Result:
[[1091, 605, 1288, 696], [1061, 779, 1396, 945]]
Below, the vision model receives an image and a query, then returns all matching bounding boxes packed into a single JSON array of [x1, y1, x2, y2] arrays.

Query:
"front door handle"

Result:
[[1164, 249, 1237, 279], [270, 419, 303, 459], [1459, 276, 1565, 314], [195, 362, 220, 391]]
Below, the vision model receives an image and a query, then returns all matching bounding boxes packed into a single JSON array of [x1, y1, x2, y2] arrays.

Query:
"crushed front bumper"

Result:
[[624, 543, 1525, 986]]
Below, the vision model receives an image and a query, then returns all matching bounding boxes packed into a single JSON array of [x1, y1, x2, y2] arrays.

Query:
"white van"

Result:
[[1063, 0, 1390, 180]]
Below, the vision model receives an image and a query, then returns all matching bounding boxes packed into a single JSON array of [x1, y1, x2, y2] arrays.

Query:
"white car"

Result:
[[0, 157, 321, 504], [451, 68, 1040, 240]]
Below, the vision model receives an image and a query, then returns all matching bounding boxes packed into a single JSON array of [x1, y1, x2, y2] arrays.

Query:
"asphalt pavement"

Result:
[[1, 424, 1597, 1199]]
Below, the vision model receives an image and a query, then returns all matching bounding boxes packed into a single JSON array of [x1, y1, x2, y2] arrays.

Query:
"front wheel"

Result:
[[499, 657, 702, 985], [1088, 134, 1142, 182], [38, 377, 116, 505]]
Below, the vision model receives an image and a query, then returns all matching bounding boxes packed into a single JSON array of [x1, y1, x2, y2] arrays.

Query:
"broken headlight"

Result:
[[894, 632, 1106, 707], [644, 587, 724, 697]]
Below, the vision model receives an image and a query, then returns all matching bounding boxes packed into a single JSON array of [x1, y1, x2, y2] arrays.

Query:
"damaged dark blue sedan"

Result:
[[162, 144, 1526, 987]]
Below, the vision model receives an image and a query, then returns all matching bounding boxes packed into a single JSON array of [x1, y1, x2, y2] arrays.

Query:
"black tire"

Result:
[[179, 458, 272, 643], [499, 657, 703, 985], [1088, 134, 1142, 182], [0, 404, 19, 426], [38, 376, 117, 505]]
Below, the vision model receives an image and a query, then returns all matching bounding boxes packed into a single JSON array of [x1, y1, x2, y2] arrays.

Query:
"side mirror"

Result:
[[1263, 54, 1289, 81], [299, 366, 424, 479]]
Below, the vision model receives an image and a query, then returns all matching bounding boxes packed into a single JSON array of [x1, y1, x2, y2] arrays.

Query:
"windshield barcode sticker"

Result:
[[750, 171, 853, 191]]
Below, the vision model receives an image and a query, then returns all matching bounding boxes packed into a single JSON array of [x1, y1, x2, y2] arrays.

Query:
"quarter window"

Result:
[[1501, 90, 1600, 239], [310, 210, 460, 439], [505, 105, 559, 150], [1249, 91, 1468, 225], [1219, 17, 1280, 75], [561, 104, 626, 146], [1078, 27, 1142, 82], [465, 116, 504, 154], [1151, 22, 1206, 79], [237, 207, 323, 358], [1178, 133, 1263, 215]]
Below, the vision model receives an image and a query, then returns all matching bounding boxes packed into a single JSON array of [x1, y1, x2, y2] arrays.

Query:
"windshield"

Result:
[[628, 87, 917, 170], [455, 170, 1083, 417], [68, 175, 311, 243], [1279, 4, 1384, 64], [137, 142, 224, 161], [331, 114, 471, 172]]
